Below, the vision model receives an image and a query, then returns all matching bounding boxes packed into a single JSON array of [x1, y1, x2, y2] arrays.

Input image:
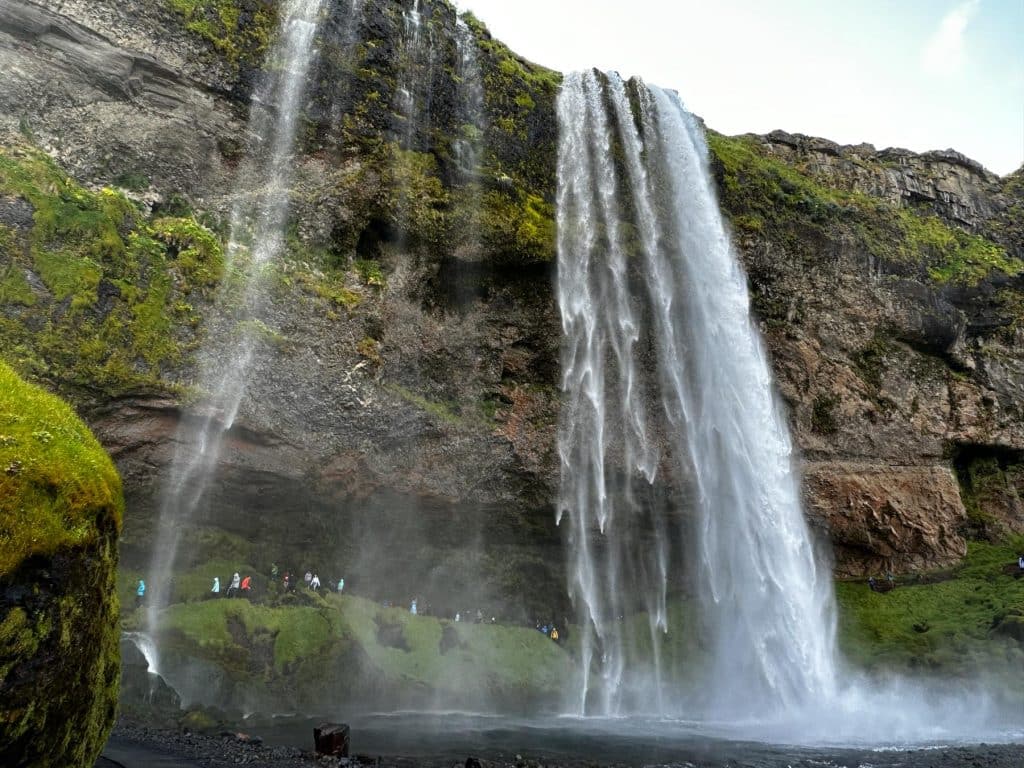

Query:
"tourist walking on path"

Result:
[[211, 576, 220, 596], [241, 575, 252, 596], [337, 577, 345, 593], [228, 572, 240, 598], [311, 574, 321, 591], [136, 579, 146, 607], [304, 571, 312, 588]]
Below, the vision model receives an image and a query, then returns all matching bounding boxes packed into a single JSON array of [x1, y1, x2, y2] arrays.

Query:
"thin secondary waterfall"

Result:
[[397, 0, 436, 150], [454, 17, 484, 179], [145, 0, 326, 653], [556, 70, 838, 717]]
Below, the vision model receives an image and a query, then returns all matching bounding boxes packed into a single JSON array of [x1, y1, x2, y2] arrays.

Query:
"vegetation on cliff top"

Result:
[[0, 361, 123, 575], [0, 141, 223, 399], [707, 132, 1021, 287], [0, 362, 122, 767]]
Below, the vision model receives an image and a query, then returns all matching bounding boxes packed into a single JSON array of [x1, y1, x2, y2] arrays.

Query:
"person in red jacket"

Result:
[[241, 575, 252, 597]]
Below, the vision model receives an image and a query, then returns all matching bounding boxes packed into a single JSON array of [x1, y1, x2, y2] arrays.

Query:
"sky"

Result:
[[453, 0, 1024, 176]]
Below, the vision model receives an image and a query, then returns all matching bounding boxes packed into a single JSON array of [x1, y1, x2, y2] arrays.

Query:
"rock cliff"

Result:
[[0, 0, 1021, 628]]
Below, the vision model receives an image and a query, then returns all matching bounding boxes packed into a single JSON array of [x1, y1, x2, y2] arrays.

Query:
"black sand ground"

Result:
[[96, 721, 1024, 768]]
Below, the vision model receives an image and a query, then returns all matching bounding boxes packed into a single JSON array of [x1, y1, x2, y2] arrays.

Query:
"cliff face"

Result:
[[0, 0, 1021, 630], [710, 131, 1023, 575]]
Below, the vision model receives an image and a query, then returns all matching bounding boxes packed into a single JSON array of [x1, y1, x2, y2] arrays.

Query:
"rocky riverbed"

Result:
[[97, 718, 1024, 768]]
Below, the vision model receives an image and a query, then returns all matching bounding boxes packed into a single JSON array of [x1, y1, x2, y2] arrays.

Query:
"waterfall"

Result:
[[397, 0, 436, 151], [556, 70, 838, 717], [145, 0, 326, 657], [454, 16, 485, 179]]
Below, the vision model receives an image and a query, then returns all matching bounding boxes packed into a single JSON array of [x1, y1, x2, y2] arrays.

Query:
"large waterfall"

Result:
[[556, 70, 839, 717], [145, 0, 326, 650]]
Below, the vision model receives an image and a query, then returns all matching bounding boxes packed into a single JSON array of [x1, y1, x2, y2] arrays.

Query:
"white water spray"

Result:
[[145, 0, 326, 660]]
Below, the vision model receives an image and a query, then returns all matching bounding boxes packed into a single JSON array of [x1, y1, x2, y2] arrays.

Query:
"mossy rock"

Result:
[[707, 132, 1020, 287], [167, 0, 278, 72], [152, 593, 572, 713], [0, 140, 223, 401], [0, 362, 124, 767]]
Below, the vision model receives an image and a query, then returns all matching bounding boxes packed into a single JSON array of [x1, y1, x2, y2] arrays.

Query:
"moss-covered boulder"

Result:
[[0, 361, 123, 767], [145, 592, 572, 714]]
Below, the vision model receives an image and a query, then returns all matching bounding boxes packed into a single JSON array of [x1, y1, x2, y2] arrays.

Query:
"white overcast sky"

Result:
[[453, 0, 1024, 176]]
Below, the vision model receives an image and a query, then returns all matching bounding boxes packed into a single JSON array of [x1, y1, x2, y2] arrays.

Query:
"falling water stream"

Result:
[[144, 0, 326, 661], [555, 69, 1007, 739]]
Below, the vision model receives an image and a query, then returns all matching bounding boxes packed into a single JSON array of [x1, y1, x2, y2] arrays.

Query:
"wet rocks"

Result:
[[315, 723, 351, 757]]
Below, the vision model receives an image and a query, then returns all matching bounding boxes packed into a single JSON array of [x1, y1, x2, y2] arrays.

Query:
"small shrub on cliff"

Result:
[[811, 394, 839, 435]]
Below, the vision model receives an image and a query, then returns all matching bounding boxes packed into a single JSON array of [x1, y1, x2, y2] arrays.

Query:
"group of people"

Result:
[[867, 572, 896, 592], [535, 622, 562, 642], [210, 564, 347, 599], [210, 572, 254, 598]]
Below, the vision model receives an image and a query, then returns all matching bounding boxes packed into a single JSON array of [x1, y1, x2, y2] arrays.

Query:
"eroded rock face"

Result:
[[756, 130, 1008, 234], [804, 463, 967, 576], [0, 0, 241, 203], [0, 0, 1022, 608]]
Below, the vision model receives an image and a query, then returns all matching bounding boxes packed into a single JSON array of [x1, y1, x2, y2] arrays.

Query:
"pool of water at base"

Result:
[[251, 712, 1024, 767]]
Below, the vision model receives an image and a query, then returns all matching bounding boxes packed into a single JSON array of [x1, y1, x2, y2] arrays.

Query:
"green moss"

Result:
[[353, 258, 385, 287], [836, 540, 1024, 683], [385, 383, 463, 426], [0, 142, 222, 398], [152, 217, 225, 291], [167, 0, 278, 69], [0, 362, 123, 575], [0, 227, 34, 306], [159, 597, 340, 676], [386, 145, 449, 247], [155, 589, 572, 706], [0, 363, 122, 767], [851, 332, 892, 393], [479, 188, 556, 264], [234, 318, 288, 348], [707, 132, 1018, 287]]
